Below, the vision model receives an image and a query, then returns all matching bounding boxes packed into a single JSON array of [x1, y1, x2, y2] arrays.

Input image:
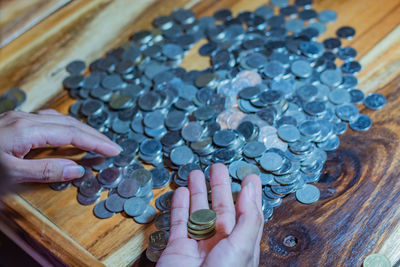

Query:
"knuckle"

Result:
[[66, 125, 78, 136], [170, 218, 186, 228], [12, 117, 30, 130], [41, 161, 59, 181], [2, 110, 16, 118], [1, 110, 21, 123]]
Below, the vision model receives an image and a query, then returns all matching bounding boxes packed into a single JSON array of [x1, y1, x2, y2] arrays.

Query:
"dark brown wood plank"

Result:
[[261, 76, 400, 266]]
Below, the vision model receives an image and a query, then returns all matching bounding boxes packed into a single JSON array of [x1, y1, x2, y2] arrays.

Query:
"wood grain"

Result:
[[261, 76, 400, 266], [0, 0, 71, 48], [0, 0, 399, 266]]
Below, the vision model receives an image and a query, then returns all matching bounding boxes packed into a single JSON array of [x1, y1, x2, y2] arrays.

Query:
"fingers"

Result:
[[168, 187, 190, 242], [241, 174, 264, 267], [209, 163, 236, 234], [6, 153, 84, 183], [228, 181, 263, 254], [0, 110, 121, 157], [31, 111, 115, 144], [188, 170, 209, 213], [241, 174, 262, 213], [23, 123, 120, 157], [36, 109, 61, 115]]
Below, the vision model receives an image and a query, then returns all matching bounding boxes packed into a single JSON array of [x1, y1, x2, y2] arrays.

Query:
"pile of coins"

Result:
[[50, 160, 163, 223], [0, 88, 26, 113], [187, 209, 217, 240], [49, 0, 388, 262]]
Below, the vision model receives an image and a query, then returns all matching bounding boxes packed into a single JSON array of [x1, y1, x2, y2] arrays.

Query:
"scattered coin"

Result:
[[349, 114, 372, 132], [134, 205, 157, 224], [124, 197, 147, 217], [94, 200, 115, 219], [364, 93, 386, 110], [363, 253, 391, 267], [295, 184, 320, 204]]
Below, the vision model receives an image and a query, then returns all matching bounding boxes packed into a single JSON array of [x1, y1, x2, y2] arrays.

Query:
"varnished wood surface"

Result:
[[0, 0, 400, 266], [0, 0, 71, 48]]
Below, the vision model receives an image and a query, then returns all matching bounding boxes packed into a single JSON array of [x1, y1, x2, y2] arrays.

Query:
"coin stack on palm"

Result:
[[188, 209, 217, 240]]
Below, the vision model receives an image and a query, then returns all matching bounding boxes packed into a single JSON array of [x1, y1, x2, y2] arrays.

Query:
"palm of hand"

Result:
[[160, 222, 235, 266], [157, 163, 263, 267]]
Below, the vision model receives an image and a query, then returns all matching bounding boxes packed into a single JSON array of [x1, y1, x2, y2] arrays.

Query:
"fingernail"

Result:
[[63, 165, 85, 180], [107, 143, 123, 155]]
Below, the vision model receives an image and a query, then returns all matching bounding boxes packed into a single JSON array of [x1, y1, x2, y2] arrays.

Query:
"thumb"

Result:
[[7, 155, 85, 183]]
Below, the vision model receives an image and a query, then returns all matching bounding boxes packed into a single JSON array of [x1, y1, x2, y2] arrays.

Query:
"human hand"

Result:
[[157, 163, 264, 267], [0, 110, 121, 183]]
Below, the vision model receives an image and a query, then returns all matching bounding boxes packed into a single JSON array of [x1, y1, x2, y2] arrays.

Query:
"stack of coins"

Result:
[[146, 230, 169, 263], [187, 209, 217, 240]]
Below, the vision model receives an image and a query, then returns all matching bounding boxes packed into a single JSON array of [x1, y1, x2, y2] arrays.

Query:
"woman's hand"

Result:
[[157, 163, 264, 267], [0, 110, 121, 183]]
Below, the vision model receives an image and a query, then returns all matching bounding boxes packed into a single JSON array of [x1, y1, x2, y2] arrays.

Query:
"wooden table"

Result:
[[1, 0, 399, 266]]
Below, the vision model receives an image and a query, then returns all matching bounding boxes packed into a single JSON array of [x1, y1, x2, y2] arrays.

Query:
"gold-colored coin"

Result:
[[363, 254, 391, 267], [188, 225, 215, 235], [190, 209, 216, 225], [188, 229, 216, 241], [187, 220, 214, 231], [109, 94, 131, 110], [4, 88, 26, 105], [0, 97, 17, 113]]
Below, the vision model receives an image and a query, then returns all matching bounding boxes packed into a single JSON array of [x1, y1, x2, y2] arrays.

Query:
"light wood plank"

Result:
[[1, 0, 399, 266], [0, 0, 71, 47]]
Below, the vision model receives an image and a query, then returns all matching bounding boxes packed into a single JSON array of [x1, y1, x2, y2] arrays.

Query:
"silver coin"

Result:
[[243, 141, 266, 158], [117, 178, 139, 198], [295, 184, 320, 204], [77, 192, 100, 205], [318, 9, 337, 23], [124, 197, 147, 217], [237, 163, 260, 180], [349, 114, 372, 131], [277, 124, 300, 143], [134, 205, 157, 224], [93, 200, 115, 219], [181, 121, 205, 142], [105, 194, 126, 212], [364, 93, 386, 110], [259, 152, 284, 172], [170, 145, 194, 166]]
